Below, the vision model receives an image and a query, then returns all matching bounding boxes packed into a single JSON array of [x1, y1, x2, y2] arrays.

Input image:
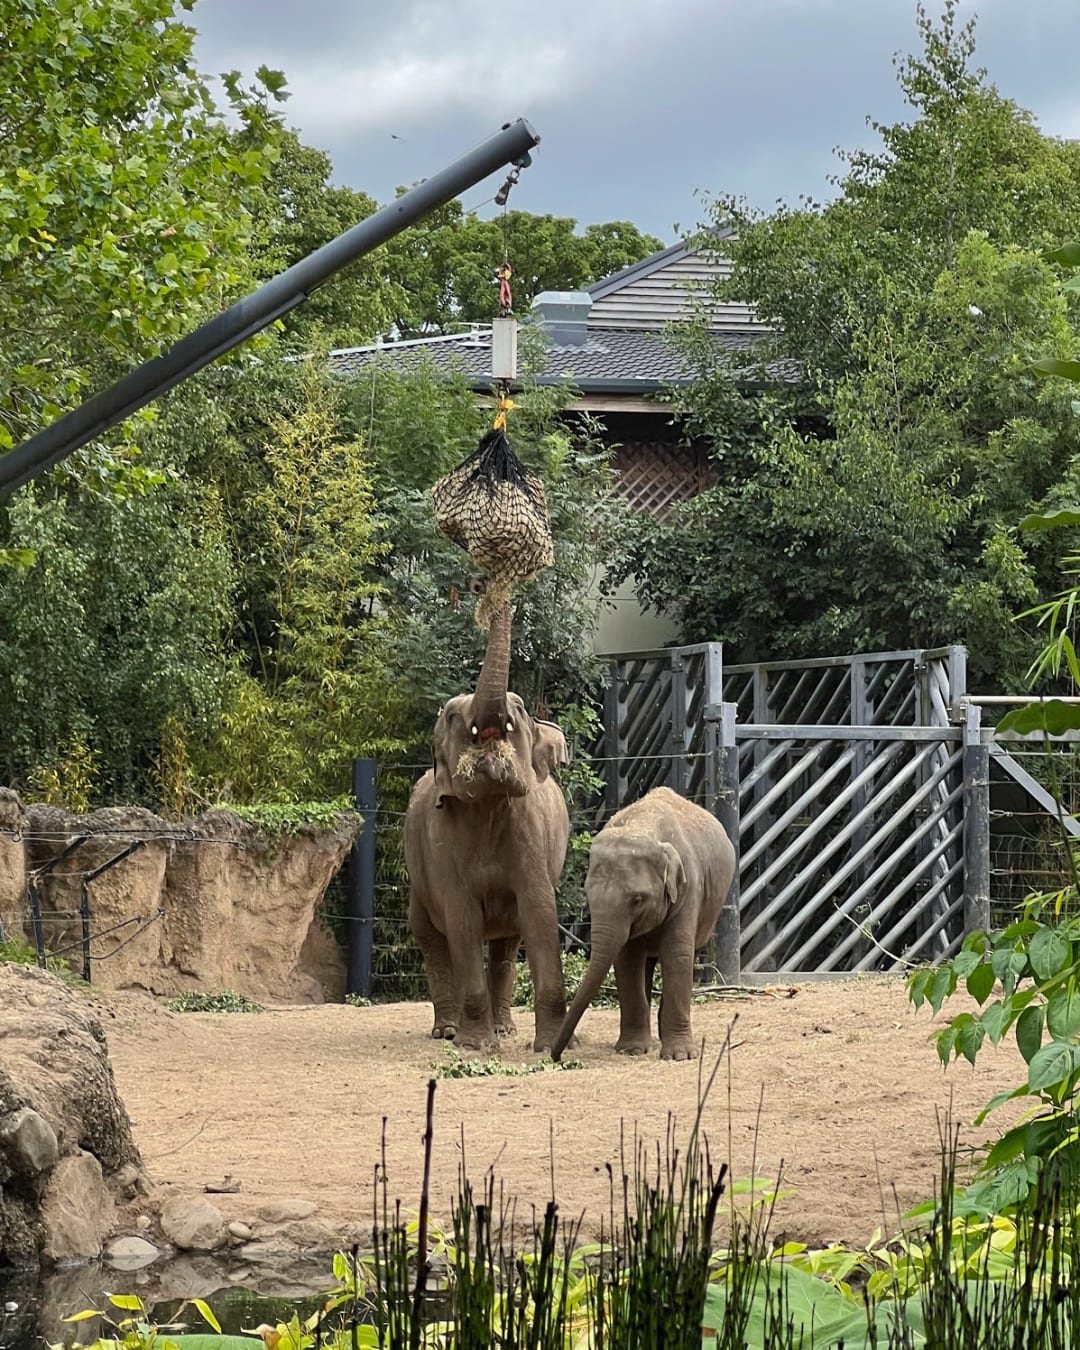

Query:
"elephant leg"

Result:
[[517, 885, 568, 1053], [657, 931, 698, 1062], [614, 939, 652, 1056], [488, 936, 519, 1036], [409, 890, 457, 1040], [445, 913, 496, 1050]]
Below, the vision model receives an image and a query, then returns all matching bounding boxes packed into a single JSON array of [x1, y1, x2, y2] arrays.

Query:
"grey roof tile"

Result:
[[326, 326, 796, 390]]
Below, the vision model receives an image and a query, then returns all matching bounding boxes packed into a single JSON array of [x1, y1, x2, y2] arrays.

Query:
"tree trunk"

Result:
[[470, 602, 512, 732]]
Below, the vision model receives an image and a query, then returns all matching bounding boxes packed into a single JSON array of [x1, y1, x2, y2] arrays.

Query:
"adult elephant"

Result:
[[550, 787, 736, 1062], [404, 602, 571, 1051]]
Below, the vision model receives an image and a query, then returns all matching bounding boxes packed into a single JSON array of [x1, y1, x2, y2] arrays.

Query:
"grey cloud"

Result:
[[190, 0, 1080, 242]]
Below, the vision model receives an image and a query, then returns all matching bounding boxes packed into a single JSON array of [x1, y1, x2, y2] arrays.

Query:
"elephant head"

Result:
[[433, 602, 569, 806], [550, 832, 685, 1060]]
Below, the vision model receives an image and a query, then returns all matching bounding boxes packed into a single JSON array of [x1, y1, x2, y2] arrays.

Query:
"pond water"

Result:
[[0, 1257, 331, 1350]]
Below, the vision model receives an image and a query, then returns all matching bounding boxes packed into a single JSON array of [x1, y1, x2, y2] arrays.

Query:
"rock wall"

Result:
[[0, 964, 145, 1266], [0, 793, 356, 1003]]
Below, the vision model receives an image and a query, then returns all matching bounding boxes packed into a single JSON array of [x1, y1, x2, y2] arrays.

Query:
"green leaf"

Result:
[[928, 964, 956, 1014], [973, 1084, 1031, 1126], [1043, 242, 1080, 267], [1016, 1005, 1045, 1063], [1046, 984, 1080, 1039], [996, 700, 1080, 735], [978, 1000, 1010, 1045], [107, 1295, 145, 1312], [952, 950, 981, 978], [63, 1310, 104, 1323], [936, 1024, 958, 1066], [1027, 1040, 1075, 1093], [965, 962, 995, 1005], [1029, 927, 1071, 981], [1029, 358, 1080, 383], [956, 1017, 985, 1065], [909, 967, 932, 1010], [189, 1300, 222, 1334]]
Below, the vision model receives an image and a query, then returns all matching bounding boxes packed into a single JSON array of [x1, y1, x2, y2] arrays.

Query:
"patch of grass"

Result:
[[223, 798, 358, 837], [0, 935, 70, 976], [433, 1046, 583, 1079], [166, 990, 263, 1013], [345, 992, 372, 1007]]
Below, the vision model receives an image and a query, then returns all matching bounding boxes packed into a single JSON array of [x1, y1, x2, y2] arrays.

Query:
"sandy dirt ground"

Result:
[[96, 978, 1028, 1249]]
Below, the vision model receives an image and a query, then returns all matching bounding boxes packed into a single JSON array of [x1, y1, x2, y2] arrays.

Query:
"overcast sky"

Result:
[[191, 0, 1080, 246]]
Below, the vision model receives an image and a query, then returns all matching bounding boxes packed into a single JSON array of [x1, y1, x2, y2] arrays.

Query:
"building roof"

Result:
[[326, 324, 772, 391], [325, 237, 792, 395]]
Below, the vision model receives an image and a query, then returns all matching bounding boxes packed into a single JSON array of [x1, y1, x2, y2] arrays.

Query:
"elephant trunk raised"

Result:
[[470, 602, 512, 737], [550, 920, 628, 1061]]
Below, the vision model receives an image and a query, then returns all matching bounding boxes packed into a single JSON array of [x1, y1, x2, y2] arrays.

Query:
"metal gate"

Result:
[[598, 643, 991, 980]]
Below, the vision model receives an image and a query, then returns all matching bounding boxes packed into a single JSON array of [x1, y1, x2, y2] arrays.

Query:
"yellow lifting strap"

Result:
[[493, 394, 515, 431]]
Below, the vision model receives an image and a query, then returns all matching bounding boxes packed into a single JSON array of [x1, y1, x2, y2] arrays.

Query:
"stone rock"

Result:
[[276, 1218, 337, 1251], [0, 789, 26, 942], [104, 1234, 160, 1270], [237, 1241, 280, 1264], [41, 1151, 114, 1262], [258, 1198, 318, 1223], [0, 965, 145, 1268], [159, 1197, 226, 1252], [227, 1221, 253, 1241], [0, 1108, 58, 1176], [18, 803, 357, 1000], [136, 1213, 152, 1231], [114, 1163, 143, 1200]]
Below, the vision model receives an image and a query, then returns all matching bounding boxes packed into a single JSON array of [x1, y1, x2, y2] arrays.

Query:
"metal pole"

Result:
[[0, 119, 540, 497], [348, 758, 378, 998], [79, 877, 91, 983], [715, 702, 741, 983], [963, 704, 991, 935]]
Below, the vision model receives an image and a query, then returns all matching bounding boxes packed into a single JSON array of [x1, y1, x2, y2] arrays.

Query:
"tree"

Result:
[[381, 207, 664, 337], [0, 0, 285, 453], [612, 0, 1080, 688]]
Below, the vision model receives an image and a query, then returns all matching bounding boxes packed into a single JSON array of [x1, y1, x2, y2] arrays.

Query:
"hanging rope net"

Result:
[[432, 425, 554, 628]]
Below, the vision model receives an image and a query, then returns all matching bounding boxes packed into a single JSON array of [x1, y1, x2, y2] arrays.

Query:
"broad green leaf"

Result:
[[936, 1024, 958, 1066], [1018, 508, 1080, 532], [1027, 1040, 1075, 1093], [985, 1123, 1028, 1167], [973, 1084, 1031, 1126], [928, 964, 955, 1014], [189, 1300, 222, 1334], [908, 968, 932, 1010], [956, 1017, 985, 1065], [966, 961, 995, 1005], [1016, 1005, 1044, 1063], [107, 1295, 145, 1312], [952, 950, 981, 978], [1043, 242, 1080, 267], [1046, 984, 1080, 1039], [1030, 358, 1080, 382], [1029, 927, 1071, 981], [997, 699, 1080, 735], [62, 1311, 103, 1323], [978, 1000, 1009, 1045]]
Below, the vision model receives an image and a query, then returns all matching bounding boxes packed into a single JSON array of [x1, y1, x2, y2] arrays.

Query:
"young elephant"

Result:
[[404, 602, 571, 1052], [550, 786, 735, 1062]]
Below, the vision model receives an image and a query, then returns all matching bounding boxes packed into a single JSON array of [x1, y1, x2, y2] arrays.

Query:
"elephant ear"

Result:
[[659, 842, 686, 909], [532, 718, 570, 784], [432, 707, 459, 807]]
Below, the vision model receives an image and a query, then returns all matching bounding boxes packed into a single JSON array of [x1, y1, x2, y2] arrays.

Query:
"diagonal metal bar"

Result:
[[814, 813, 964, 971], [741, 742, 956, 946], [740, 742, 834, 833], [758, 780, 963, 970], [741, 745, 857, 867], [740, 738, 914, 920], [859, 857, 965, 971], [739, 739, 795, 800]]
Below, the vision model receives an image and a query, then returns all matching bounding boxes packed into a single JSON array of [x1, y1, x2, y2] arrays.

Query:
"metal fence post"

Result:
[[348, 758, 378, 998], [962, 705, 991, 936], [715, 701, 742, 983]]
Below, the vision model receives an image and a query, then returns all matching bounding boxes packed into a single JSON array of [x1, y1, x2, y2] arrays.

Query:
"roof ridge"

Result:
[[329, 328, 490, 357]]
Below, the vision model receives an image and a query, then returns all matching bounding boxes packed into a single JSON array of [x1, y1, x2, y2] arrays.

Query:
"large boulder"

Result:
[[0, 963, 146, 1267], [6, 800, 357, 1002]]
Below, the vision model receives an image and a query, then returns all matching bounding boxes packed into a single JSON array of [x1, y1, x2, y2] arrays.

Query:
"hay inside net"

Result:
[[432, 428, 554, 627]]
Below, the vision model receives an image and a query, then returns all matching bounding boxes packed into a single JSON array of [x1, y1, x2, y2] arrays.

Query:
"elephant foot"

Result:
[[495, 1018, 516, 1037], [660, 1040, 698, 1062], [456, 1020, 498, 1051], [431, 1021, 458, 1041], [615, 1039, 651, 1056]]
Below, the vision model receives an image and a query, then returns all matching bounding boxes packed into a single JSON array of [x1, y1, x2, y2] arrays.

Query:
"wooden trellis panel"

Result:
[[613, 442, 712, 521]]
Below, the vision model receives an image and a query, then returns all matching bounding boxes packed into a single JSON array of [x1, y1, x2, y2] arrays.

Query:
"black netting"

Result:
[[432, 428, 554, 626]]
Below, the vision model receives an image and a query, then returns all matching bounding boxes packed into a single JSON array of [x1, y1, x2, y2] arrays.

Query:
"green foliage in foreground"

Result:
[[513, 950, 619, 1010], [432, 1046, 583, 1079], [223, 798, 357, 838], [165, 991, 263, 1014]]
